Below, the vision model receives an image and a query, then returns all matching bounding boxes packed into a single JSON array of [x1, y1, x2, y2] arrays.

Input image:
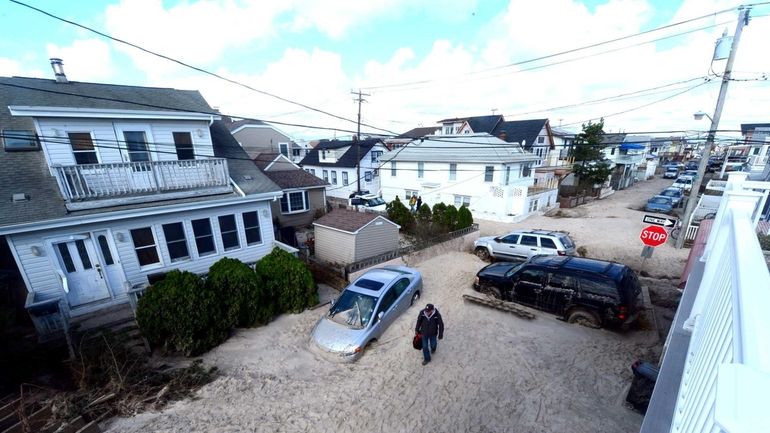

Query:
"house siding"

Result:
[[272, 188, 325, 228], [302, 144, 387, 200], [232, 127, 292, 159], [314, 227, 355, 264], [37, 118, 215, 166], [8, 200, 275, 307], [353, 220, 399, 261]]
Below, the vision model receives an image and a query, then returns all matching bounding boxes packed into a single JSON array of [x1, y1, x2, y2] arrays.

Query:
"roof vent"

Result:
[[12, 193, 30, 202], [50, 58, 68, 83]]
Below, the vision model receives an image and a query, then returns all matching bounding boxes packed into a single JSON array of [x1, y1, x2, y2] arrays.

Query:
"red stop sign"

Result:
[[640, 225, 668, 247]]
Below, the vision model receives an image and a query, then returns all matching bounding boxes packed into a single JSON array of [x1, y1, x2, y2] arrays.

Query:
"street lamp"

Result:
[[693, 111, 713, 122]]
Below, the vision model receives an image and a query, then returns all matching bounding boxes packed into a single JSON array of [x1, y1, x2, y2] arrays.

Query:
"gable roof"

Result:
[[299, 138, 383, 168], [253, 152, 282, 170], [437, 115, 504, 133], [313, 209, 398, 234], [491, 119, 549, 149], [396, 126, 439, 139], [741, 123, 770, 135], [602, 133, 627, 146], [262, 170, 329, 190], [381, 134, 539, 164], [0, 76, 279, 230]]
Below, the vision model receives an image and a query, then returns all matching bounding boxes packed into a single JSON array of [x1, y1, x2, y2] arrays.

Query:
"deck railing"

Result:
[[52, 158, 231, 201], [666, 174, 770, 433]]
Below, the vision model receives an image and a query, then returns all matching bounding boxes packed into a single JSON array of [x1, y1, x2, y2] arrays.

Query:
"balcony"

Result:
[[53, 158, 232, 210]]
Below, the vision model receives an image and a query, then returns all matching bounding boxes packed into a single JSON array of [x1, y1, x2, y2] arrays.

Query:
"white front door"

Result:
[[93, 230, 126, 296], [53, 237, 111, 307]]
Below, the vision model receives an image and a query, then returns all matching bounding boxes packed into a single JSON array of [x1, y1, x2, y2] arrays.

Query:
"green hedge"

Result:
[[255, 248, 318, 314], [206, 257, 270, 327]]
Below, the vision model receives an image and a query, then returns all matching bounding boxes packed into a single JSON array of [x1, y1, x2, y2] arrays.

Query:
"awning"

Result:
[[621, 143, 646, 151]]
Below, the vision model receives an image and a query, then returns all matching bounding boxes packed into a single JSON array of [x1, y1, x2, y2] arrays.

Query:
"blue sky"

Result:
[[1, 0, 768, 139]]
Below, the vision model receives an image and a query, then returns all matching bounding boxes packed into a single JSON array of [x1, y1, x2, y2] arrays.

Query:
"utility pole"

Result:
[[351, 89, 369, 193], [676, 7, 750, 249]]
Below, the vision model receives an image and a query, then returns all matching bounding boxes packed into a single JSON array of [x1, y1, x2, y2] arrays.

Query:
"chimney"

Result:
[[498, 131, 507, 141], [50, 58, 68, 83]]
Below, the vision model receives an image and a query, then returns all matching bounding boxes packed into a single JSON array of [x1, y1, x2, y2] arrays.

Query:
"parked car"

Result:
[[657, 187, 684, 208], [685, 161, 699, 171], [683, 169, 698, 180], [348, 193, 387, 211], [663, 167, 679, 179], [311, 266, 422, 361], [474, 229, 576, 261], [672, 175, 694, 193], [472, 255, 642, 328], [645, 196, 674, 214]]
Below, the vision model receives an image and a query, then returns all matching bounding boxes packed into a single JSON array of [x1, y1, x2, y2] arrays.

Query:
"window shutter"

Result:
[[304, 190, 309, 210], [280, 193, 289, 213]]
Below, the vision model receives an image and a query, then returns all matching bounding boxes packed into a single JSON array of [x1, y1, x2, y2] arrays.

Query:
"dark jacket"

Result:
[[416, 309, 444, 338]]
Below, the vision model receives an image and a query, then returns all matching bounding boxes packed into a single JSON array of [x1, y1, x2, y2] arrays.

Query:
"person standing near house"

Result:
[[415, 303, 444, 365], [409, 194, 417, 212], [416, 196, 423, 212]]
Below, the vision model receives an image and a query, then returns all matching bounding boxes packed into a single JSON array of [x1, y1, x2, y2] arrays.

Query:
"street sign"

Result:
[[643, 215, 677, 227], [640, 225, 668, 247]]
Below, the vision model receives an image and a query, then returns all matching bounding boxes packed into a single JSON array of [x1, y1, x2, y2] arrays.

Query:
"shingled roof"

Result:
[[299, 138, 382, 168], [314, 209, 397, 233], [491, 119, 549, 149], [262, 169, 328, 189]]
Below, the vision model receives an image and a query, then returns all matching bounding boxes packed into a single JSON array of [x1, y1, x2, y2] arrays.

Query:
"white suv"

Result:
[[672, 175, 694, 193], [349, 193, 387, 211], [474, 230, 577, 261]]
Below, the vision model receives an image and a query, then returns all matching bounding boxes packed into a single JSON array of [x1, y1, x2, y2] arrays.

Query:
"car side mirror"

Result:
[[378, 311, 384, 321], [329, 297, 335, 307], [493, 236, 501, 242]]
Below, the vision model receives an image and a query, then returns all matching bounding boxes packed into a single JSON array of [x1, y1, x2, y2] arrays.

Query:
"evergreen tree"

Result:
[[570, 119, 612, 186]]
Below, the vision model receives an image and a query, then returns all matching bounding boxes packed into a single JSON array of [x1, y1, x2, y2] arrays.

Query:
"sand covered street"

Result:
[[107, 177, 686, 433]]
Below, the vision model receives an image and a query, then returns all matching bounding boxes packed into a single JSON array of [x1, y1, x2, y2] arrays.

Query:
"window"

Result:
[[218, 215, 240, 251], [56, 243, 76, 273], [280, 191, 310, 213], [418, 162, 425, 178], [505, 166, 511, 185], [173, 132, 195, 160], [610, 147, 616, 155], [537, 136, 545, 144], [2, 129, 38, 151], [522, 163, 532, 177], [191, 218, 216, 256], [279, 143, 289, 157], [501, 234, 519, 244], [529, 199, 539, 212], [331, 171, 337, 185], [371, 151, 383, 162], [578, 276, 617, 299], [74, 240, 92, 269], [484, 166, 494, 182], [453, 195, 470, 207], [342, 172, 349, 186], [519, 268, 545, 284], [374, 287, 399, 323], [242, 211, 262, 245], [443, 126, 453, 135], [292, 148, 301, 157], [124, 131, 150, 162], [323, 170, 329, 182], [547, 273, 575, 291], [391, 161, 397, 176], [131, 227, 160, 266], [97, 235, 114, 265], [520, 235, 538, 247], [405, 189, 418, 200], [162, 222, 190, 262], [68, 132, 98, 164], [540, 238, 557, 249], [392, 278, 410, 297], [449, 163, 457, 181], [365, 171, 372, 182]]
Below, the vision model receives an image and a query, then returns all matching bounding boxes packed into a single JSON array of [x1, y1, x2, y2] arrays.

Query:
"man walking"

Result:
[[415, 303, 444, 365]]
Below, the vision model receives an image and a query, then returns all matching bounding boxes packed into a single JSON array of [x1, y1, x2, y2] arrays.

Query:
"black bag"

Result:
[[413, 333, 423, 350]]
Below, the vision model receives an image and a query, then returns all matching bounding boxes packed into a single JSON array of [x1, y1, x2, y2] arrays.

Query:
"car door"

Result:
[[516, 235, 540, 258], [371, 286, 400, 336], [390, 278, 412, 315], [539, 272, 576, 315], [538, 236, 559, 256], [512, 267, 545, 307], [492, 234, 519, 259], [575, 275, 618, 318]]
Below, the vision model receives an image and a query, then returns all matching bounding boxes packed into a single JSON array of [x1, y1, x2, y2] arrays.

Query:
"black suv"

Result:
[[473, 255, 642, 328]]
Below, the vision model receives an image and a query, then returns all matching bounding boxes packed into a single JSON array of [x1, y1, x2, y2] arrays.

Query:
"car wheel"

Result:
[[567, 308, 601, 328], [481, 286, 502, 299], [475, 247, 490, 261], [410, 290, 420, 306]]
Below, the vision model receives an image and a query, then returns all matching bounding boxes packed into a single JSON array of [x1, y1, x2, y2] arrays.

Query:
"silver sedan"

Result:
[[311, 266, 422, 361]]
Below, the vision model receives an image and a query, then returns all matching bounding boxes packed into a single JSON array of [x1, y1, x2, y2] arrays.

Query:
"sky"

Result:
[[0, 0, 769, 141]]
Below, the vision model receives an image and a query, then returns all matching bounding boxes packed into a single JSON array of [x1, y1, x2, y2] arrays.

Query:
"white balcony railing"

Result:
[[668, 173, 770, 433], [52, 158, 232, 206]]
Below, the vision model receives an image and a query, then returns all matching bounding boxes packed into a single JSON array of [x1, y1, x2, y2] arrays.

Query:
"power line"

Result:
[[8, 0, 401, 137], [361, 7, 738, 91]]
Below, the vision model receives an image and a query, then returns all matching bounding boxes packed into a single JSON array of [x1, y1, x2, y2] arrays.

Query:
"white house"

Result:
[[299, 138, 388, 201], [379, 134, 548, 222], [741, 123, 770, 180], [0, 63, 286, 340]]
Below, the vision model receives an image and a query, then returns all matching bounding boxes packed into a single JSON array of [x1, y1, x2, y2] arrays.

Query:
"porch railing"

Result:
[[52, 158, 231, 201], [667, 174, 770, 433]]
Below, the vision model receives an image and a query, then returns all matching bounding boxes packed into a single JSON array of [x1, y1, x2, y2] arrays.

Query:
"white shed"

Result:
[[313, 209, 400, 264]]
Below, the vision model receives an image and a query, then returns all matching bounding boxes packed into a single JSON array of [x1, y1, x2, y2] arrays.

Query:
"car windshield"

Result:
[[660, 190, 679, 198], [650, 197, 670, 204], [558, 235, 575, 248], [505, 262, 526, 277], [328, 290, 377, 329], [365, 197, 386, 206]]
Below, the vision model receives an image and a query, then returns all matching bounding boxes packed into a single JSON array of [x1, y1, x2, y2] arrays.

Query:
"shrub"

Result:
[[386, 196, 415, 232], [206, 257, 270, 327], [255, 248, 318, 314], [443, 205, 459, 231], [136, 270, 229, 355], [576, 246, 588, 257], [416, 203, 432, 225], [431, 203, 447, 229], [457, 205, 473, 230]]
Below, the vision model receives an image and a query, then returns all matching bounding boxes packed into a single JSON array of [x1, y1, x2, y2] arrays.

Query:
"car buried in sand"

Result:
[[311, 266, 422, 361]]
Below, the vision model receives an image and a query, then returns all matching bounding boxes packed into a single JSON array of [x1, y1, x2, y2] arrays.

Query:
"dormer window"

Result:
[[2, 129, 39, 151], [68, 132, 98, 164]]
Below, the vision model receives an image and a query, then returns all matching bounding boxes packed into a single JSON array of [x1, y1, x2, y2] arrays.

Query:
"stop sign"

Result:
[[640, 225, 668, 247]]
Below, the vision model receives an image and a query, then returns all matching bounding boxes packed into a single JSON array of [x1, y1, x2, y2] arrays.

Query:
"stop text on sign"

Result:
[[639, 225, 668, 247]]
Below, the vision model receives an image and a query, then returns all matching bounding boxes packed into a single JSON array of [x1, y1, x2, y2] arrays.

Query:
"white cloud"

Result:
[[46, 39, 113, 82]]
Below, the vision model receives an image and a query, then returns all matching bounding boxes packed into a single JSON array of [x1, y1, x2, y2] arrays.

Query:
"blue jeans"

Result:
[[421, 334, 437, 362]]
